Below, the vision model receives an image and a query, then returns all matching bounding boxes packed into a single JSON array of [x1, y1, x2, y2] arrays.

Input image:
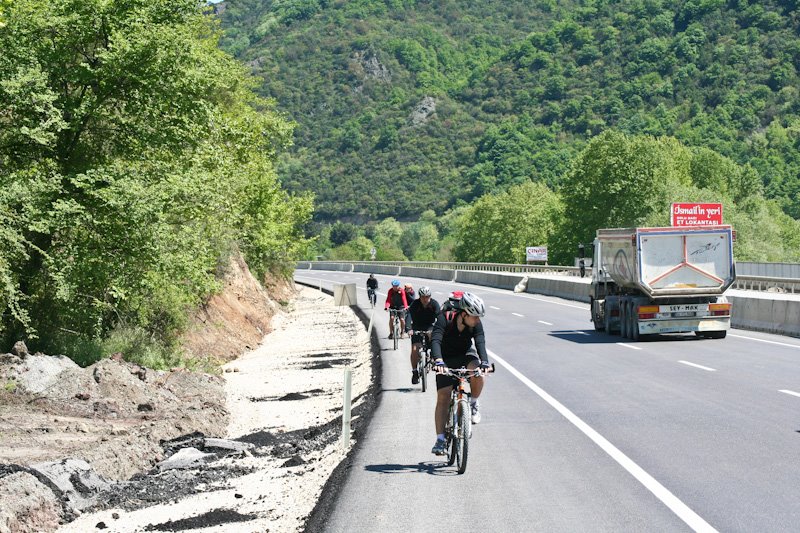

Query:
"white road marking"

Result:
[[490, 306, 501, 310], [678, 361, 716, 372], [512, 312, 524, 317], [571, 331, 590, 335], [617, 343, 642, 351], [489, 350, 718, 533], [779, 390, 800, 398], [729, 334, 800, 350], [538, 320, 553, 326]]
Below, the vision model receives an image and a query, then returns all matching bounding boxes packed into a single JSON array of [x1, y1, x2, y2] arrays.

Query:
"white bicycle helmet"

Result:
[[418, 286, 432, 297], [459, 292, 485, 317]]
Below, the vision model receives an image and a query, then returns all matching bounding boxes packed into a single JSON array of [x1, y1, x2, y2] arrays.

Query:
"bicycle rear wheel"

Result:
[[456, 399, 470, 474]]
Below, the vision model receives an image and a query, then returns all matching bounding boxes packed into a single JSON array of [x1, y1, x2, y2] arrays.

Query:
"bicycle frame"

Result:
[[389, 308, 404, 350]]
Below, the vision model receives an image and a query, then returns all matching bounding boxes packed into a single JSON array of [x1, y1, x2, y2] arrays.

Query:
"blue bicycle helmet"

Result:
[[391, 279, 401, 287]]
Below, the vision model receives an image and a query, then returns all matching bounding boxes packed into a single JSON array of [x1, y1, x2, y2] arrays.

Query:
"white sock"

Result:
[[470, 398, 479, 407], [437, 433, 445, 441]]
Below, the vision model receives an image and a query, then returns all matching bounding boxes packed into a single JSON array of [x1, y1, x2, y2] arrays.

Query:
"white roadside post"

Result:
[[341, 367, 353, 451], [367, 308, 375, 337]]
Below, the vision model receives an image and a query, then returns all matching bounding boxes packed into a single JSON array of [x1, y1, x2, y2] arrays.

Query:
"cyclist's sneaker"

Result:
[[411, 370, 419, 385], [388, 333, 394, 339], [471, 402, 481, 424], [431, 438, 447, 455]]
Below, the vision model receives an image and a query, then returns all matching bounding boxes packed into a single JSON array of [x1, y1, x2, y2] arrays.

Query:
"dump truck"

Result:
[[587, 225, 735, 339]]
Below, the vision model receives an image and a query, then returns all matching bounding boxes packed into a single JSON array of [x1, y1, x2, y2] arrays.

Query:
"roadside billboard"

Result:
[[526, 246, 548, 262], [671, 203, 723, 226]]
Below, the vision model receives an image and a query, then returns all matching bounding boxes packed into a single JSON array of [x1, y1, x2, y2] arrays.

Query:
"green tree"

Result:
[[454, 181, 562, 263], [0, 0, 311, 359]]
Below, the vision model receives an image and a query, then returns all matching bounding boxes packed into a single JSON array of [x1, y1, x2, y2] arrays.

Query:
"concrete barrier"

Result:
[[401, 266, 455, 281], [353, 264, 400, 276], [454, 271, 525, 290], [728, 291, 800, 337], [312, 262, 352, 272], [524, 275, 591, 303]]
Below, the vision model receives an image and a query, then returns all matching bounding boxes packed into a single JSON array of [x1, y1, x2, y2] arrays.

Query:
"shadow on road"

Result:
[[547, 330, 619, 344], [380, 387, 416, 393], [364, 461, 459, 476], [548, 330, 707, 344]]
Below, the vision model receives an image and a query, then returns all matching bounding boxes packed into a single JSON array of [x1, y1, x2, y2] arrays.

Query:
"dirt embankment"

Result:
[[0, 257, 374, 533]]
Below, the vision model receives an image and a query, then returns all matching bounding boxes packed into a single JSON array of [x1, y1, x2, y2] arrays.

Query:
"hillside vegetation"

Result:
[[219, 0, 800, 257], [0, 0, 311, 362]]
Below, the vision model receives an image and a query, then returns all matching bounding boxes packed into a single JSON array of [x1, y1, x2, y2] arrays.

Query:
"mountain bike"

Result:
[[367, 287, 377, 307], [442, 365, 494, 474], [389, 308, 405, 350], [411, 330, 433, 392]]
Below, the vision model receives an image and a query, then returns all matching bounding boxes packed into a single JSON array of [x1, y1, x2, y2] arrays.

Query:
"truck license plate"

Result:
[[673, 311, 695, 317]]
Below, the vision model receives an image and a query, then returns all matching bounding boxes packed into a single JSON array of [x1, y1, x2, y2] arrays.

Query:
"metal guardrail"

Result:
[[298, 261, 799, 294], [733, 275, 799, 294]]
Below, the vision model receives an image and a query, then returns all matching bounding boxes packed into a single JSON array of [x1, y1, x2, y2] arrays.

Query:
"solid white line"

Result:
[[490, 306, 501, 310], [729, 334, 800, 350], [779, 390, 800, 398], [617, 343, 642, 351], [538, 320, 553, 326], [512, 312, 524, 317], [572, 331, 590, 336], [488, 349, 718, 533], [678, 361, 716, 372]]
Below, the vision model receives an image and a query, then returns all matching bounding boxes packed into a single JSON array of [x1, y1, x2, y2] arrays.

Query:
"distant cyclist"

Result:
[[384, 279, 409, 338], [405, 286, 440, 385], [366, 274, 378, 306], [430, 292, 489, 455]]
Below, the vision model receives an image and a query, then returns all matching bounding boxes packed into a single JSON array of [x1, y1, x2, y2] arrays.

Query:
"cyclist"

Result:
[[366, 274, 378, 306], [404, 283, 416, 302], [405, 286, 440, 385], [440, 290, 463, 313], [430, 292, 489, 455], [384, 279, 409, 339]]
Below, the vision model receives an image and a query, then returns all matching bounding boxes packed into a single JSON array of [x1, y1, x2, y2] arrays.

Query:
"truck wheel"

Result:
[[630, 307, 640, 341], [618, 304, 625, 338]]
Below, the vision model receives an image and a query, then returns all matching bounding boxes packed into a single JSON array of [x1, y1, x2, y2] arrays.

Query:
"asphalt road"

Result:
[[295, 270, 800, 533]]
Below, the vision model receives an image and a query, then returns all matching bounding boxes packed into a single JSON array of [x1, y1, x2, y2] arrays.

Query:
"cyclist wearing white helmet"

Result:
[[430, 291, 490, 455], [405, 286, 440, 385], [384, 279, 408, 339]]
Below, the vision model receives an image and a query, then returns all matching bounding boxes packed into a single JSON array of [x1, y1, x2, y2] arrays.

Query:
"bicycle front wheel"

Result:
[[419, 358, 427, 392], [456, 399, 470, 474], [393, 320, 399, 350]]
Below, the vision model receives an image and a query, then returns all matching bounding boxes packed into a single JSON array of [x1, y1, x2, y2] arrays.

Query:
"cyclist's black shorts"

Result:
[[411, 331, 430, 346], [435, 346, 480, 390]]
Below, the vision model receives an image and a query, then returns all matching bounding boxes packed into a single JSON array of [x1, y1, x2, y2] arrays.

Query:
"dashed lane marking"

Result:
[[678, 361, 716, 372], [617, 343, 642, 351], [779, 390, 800, 398]]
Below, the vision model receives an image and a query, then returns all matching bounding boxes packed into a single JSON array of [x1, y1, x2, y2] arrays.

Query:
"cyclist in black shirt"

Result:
[[366, 274, 378, 306], [430, 292, 489, 455], [405, 286, 440, 384]]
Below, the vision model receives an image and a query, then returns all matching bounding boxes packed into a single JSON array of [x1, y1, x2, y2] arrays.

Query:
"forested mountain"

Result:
[[219, 0, 800, 222]]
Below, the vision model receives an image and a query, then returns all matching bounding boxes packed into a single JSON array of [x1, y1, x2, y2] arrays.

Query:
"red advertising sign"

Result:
[[671, 203, 723, 226]]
